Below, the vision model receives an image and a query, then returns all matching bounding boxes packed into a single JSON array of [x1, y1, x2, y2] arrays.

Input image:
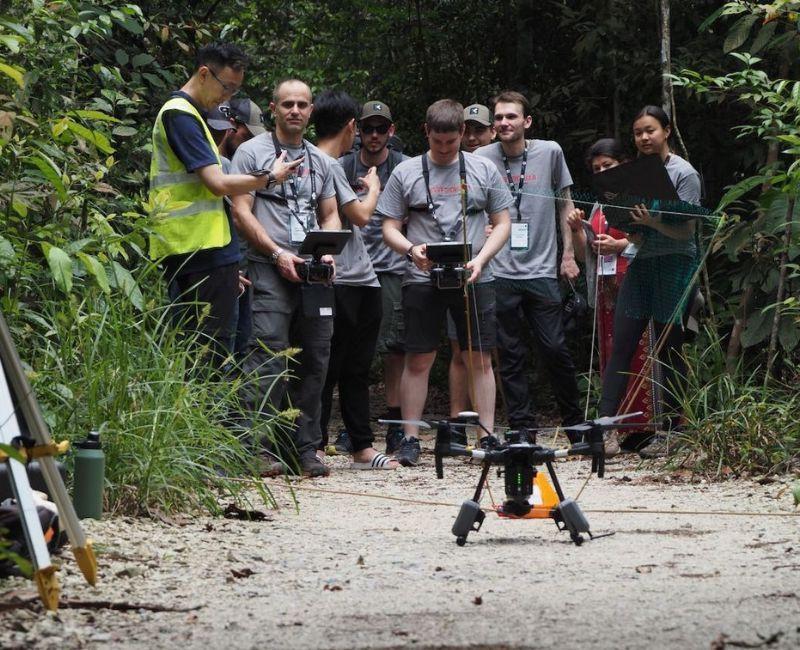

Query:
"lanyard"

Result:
[[271, 132, 317, 233], [420, 151, 467, 242], [502, 143, 527, 221]]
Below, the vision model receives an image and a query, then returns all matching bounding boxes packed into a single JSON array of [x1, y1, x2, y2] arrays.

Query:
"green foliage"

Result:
[[0, 2, 283, 515], [678, 328, 800, 476], [673, 3, 800, 366]]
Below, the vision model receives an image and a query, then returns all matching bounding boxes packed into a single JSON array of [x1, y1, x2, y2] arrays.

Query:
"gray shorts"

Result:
[[376, 272, 405, 354]]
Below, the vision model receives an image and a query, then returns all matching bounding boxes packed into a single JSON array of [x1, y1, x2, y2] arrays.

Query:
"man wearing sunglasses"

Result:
[[149, 42, 299, 370], [339, 102, 409, 456]]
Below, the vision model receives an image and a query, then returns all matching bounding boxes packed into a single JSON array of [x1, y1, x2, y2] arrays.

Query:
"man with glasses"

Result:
[[339, 101, 409, 454], [231, 79, 342, 478], [149, 42, 299, 368]]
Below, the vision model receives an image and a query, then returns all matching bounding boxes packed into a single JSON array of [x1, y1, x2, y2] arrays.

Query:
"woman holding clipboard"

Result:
[[569, 139, 656, 457], [597, 106, 701, 458]]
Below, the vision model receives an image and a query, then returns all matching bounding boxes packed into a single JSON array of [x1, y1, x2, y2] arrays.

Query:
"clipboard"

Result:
[[591, 154, 683, 230]]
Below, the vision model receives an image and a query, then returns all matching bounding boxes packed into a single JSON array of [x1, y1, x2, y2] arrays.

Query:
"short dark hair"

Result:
[[311, 89, 360, 139], [426, 99, 463, 132], [491, 90, 530, 117], [196, 42, 248, 72], [585, 138, 629, 170], [633, 105, 671, 130]]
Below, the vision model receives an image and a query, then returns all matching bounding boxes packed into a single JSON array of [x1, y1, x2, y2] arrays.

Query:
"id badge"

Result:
[[510, 222, 529, 251], [290, 212, 308, 245], [599, 254, 617, 276]]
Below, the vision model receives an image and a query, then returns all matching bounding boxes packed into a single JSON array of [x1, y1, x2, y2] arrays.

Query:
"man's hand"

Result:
[[560, 256, 580, 280], [272, 150, 304, 185], [238, 271, 251, 297], [321, 254, 336, 283], [591, 233, 628, 255], [409, 243, 432, 272], [358, 166, 380, 194], [275, 250, 306, 283], [464, 258, 483, 284], [566, 207, 585, 232]]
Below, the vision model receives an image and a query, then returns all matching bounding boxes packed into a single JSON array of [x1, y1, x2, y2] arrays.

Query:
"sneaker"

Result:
[[638, 433, 670, 459], [479, 434, 500, 451], [326, 430, 352, 456], [299, 449, 330, 477], [395, 437, 421, 467], [385, 424, 405, 455], [603, 431, 621, 458]]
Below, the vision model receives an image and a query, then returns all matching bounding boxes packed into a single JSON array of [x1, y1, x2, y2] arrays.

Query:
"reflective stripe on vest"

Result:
[[148, 96, 229, 260]]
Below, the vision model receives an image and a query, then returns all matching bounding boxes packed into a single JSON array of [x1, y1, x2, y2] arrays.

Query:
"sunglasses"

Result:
[[360, 123, 390, 135]]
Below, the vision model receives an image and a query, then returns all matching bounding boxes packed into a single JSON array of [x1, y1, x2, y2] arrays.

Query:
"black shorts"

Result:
[[402, 282, 496, 354]]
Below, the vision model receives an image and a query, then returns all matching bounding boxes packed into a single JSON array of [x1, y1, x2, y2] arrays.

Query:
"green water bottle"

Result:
[[73, 431, 105, 519]]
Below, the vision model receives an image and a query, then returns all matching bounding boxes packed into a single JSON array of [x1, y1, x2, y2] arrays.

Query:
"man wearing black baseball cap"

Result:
[[461, 104, 495, 153], [340, 101, 409, 455]]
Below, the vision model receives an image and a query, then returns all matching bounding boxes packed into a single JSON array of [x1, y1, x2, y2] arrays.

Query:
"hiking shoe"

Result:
[[385, 424, 405, 455], [326, 430, 352, 456], [299, 449, 330, 477], [479, 434, 500, 451], [395, 437, 421, 467], [603, 431, 621, 458], [638, 433, 670, 459]]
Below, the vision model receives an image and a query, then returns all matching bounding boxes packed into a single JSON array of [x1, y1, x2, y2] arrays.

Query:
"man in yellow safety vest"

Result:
[[149, 41, 299, 365]]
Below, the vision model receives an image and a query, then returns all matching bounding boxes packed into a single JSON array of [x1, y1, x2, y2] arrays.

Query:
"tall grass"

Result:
[[7, 284, 286, 515], [677, 327, 800, 476]]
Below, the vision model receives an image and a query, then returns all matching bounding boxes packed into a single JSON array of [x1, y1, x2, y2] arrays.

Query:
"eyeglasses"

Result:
[[360, 123, 390, 135], [208, 67, 240, 97]]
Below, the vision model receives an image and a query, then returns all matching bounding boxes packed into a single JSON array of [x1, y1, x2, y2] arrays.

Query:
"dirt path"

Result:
[[2, 440, 799, 649]]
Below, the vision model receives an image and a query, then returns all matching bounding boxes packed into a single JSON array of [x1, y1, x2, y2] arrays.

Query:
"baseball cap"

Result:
[[360, 100, 393, 123], [464, 104, 492, 127], [206, 103, 235, 132], [228, 98, 267, 136]]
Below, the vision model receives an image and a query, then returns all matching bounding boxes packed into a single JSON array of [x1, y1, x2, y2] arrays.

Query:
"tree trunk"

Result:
[[659, 0, 689, 160], [765, 197, 795, 380], [726, 283, 754, 374]]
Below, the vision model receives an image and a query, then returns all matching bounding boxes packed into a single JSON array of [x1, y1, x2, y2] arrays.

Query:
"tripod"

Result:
[[0, 310, 97, 609]]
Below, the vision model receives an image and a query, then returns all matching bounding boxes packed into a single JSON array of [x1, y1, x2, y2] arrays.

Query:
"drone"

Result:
[[380, 411, 642, 546]]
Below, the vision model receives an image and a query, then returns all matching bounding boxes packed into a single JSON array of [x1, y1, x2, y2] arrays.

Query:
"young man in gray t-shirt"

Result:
[[340, 101, 410, 455], [311, 90, 399, 471], [475, 90, 582, 430], [379, 99, 512, 466]]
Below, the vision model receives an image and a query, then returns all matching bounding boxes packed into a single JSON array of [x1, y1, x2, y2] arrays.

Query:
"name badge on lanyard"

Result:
[[598, 254, 617, 276], [510, 221, 529, 251], [504, 146, 529, 252], [290, 206, 309, 245]]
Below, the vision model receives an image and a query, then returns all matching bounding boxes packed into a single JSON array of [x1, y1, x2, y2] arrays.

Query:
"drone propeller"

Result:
[[562, 412, 645, 433], [377, 418, 433, 430]]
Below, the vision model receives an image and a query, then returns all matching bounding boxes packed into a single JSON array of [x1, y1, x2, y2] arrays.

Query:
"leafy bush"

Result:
[[678, 327, 800, 476]]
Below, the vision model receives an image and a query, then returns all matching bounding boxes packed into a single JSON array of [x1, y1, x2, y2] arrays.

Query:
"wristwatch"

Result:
[[265, 171, 275, 189], [405, 244, 415, 262], [270, 247, 284, 264]]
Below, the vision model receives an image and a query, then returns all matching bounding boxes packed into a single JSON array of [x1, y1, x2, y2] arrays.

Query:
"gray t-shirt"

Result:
[[230, 134, 336, 263], [325, 155, 379, 287], [340, 150, 410, 275], [376, 152, 513, 285], [476, 139, 573, 280], [637, 153, 701, 260]]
